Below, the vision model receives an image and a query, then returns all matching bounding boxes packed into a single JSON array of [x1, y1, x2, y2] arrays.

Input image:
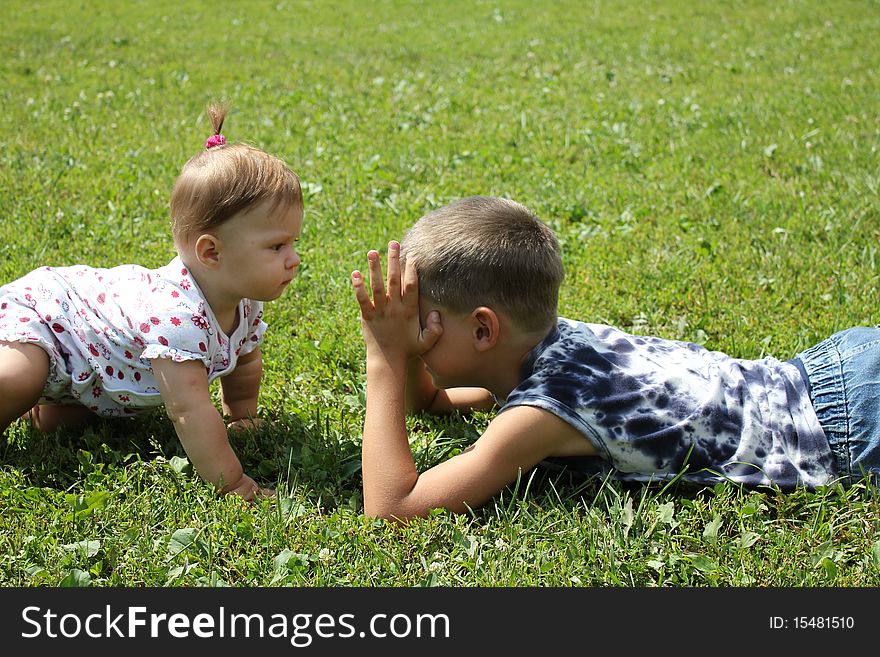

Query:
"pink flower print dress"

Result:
[[0, 257, 267, 416]]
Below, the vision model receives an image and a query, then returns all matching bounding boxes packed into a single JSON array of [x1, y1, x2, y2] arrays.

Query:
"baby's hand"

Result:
[[351, 240, 442, 363], [256, 486, 276, 499], [221, 473, 272, 501], [227, 416, 266, 432]]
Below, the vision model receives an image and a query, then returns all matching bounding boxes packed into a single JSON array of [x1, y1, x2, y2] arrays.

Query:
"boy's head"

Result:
[[401, 196, 564, 335], [170, 103, 303, 247]]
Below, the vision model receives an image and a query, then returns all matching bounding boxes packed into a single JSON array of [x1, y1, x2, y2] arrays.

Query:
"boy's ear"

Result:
[[194, 234, 221, 268], [471, 307, 500, 351]]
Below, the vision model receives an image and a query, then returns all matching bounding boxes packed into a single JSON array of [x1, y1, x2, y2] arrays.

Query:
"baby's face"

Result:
[[215, 200, 303, 302]]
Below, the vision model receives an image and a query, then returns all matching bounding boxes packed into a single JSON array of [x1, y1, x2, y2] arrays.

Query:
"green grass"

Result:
[[1, 0, 879, 586]]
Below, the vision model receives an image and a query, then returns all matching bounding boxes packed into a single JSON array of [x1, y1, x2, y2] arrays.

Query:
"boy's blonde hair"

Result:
[[401, 196, 564, 334], [170, 103, 302, 244]]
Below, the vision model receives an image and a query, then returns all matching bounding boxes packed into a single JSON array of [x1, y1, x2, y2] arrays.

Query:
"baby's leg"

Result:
[[27, 403, 97, 433], [0, 341, 50, 433]]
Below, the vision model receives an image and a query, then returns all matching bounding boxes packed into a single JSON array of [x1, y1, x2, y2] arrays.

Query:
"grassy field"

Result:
[[1, 0, 879, 587]]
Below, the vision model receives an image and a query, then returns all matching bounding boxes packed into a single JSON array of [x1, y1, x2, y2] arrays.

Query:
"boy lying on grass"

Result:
[[351, 195, 878, 521]]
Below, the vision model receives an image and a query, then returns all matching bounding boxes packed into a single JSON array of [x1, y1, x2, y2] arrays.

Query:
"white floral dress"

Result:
[[0, 256, 266, 415]]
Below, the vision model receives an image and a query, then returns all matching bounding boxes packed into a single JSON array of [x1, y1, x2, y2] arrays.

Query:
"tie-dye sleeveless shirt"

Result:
[[502, 318, 836, 489]]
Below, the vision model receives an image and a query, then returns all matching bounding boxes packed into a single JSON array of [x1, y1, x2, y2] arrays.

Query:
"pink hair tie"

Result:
[[205, 134, 226, 149]]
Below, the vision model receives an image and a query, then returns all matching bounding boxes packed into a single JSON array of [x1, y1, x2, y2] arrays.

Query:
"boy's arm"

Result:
[[219, 347, 263, 429], [409, 406, 585, 515], [371, 353, 577, 519], [405, 357, 496, 414], [150, 357, 263, 500], [352, 242, 581, 521]]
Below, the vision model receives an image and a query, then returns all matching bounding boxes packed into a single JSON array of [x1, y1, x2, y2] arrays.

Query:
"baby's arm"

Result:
[[219, 347, 263, 429], [150, 357, 262, 500]]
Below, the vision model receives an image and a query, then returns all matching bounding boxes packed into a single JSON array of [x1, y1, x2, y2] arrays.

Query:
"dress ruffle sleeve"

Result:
[[137, 308, 214, 367]]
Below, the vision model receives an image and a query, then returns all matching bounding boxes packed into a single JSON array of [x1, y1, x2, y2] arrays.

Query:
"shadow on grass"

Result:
[[0, 406, 365, 509], [8, 406, 860, 521], [1, 410, 181, 490]]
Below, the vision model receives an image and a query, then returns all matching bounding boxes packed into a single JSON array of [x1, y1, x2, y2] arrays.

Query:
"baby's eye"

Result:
[[272, 244, 284, 251]]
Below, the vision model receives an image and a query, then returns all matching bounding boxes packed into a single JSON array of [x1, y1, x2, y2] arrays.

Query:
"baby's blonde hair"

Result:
[[170, 103, 302, 244], [401, 196, 564, 334]]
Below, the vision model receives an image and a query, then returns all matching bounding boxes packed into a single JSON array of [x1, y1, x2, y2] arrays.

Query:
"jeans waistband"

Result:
[[789, 340, 851, 481], [788, 356, 812, 399]]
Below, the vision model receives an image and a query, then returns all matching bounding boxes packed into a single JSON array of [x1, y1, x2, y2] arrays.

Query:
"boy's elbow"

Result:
[[364, 500, 414, 524], [363, 499, 394, 521], [362, 475, 425, 522]]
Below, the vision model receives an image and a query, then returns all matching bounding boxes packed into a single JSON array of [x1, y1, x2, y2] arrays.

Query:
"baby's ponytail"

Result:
[[204, 102, 228, 149], [170, 101, 302, 246]]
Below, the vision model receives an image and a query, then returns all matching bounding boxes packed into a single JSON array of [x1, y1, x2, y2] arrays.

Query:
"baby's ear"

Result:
[[194, 234, 221, 267]]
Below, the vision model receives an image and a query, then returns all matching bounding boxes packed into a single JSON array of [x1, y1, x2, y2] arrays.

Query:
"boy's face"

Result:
[[213, 199, 303, 302], [417, 302, 478, 389]]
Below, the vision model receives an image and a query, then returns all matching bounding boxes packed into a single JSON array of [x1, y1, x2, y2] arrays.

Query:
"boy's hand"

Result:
[[352, 241, 442, 364]]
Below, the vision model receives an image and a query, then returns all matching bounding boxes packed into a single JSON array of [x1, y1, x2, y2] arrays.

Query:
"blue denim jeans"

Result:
[[791, 326, 880, 485]]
